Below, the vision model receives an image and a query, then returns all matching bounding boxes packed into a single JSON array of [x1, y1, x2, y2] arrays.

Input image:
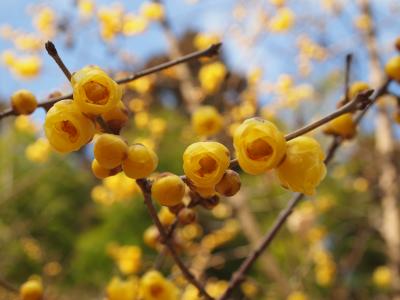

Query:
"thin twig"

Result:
[[344, 54, 353, 104], [45, 41, 72, 81], [0, 43, 222, 120], [154, 219, 179, 269], [219, 79, 390, 300], [136, 179, 214, 300], [0, 277, 18, 294]]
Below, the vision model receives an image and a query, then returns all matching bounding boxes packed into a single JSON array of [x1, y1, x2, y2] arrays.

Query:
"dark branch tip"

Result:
[[45, 41, 57, 56], [205, 42, 222, 57]]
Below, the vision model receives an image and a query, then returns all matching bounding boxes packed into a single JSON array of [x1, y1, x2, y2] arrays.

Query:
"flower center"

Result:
[[197, 156, 217, 177], [150, 284, 164, 297], [83, 81, 109, 105], [247, 138, 273, 160], [58, 120, 78, 142]]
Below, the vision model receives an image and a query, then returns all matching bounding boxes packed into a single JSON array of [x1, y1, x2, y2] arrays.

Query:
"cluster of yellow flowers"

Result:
[[97, 2, 164, 41], [273, 74, 314, 108], [1, 50, 42, 78]]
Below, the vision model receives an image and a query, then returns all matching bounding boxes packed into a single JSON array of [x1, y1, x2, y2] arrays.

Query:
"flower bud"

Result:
[[20, 277, 43, 300], [152, 173, 186, 207], [215, 170, 241, 197], [349, 81, 369, 99], [72, 65, 121, 114], [91, 159, 120, 179], [101, 101, 129, 134], [93, 134, 128, 169], [122, 144, 158, 179], [183, 141, 230, 188], [276, 136, 326, 195], [44, 100, 95, 153], [192, 105, 223, 137], [11, 89, 37, 115], [233, 117, 286, 175], [140, 271, 178, 300], [178, 207, 197, 225], [323, 113, 357, 139], [143, 225, 159, 248], [385, 56, 400, 82]]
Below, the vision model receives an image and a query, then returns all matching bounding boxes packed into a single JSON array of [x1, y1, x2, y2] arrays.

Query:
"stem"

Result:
[[344, 53, 353, 104], [0, 277, 18, 294], [95, 116, 112, 133], [45, 41, 72, 81], [136, 179, 214, 300], [0, 43, 222, 120]]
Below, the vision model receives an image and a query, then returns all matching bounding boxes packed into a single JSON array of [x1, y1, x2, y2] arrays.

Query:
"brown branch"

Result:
[[136, 178, 214, 300], [344, 53, 353, 104], [219, 81, 390, 300], [0, 43, 222, 120], [45, 41, 72, 81], [0, 277, 18, 294]]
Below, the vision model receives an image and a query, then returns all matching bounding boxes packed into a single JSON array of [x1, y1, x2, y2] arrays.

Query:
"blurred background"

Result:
[[1, 0, 400, 299]]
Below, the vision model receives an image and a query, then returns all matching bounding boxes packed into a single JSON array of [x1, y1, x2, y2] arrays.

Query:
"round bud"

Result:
[[143, 225, 159, 249], [152, 173, 186, 207], [11, 89, 38, 115], [385, 56, 400, 82], [122, 144, 158, 179], [20, 278, 43, 300], [91, 159, 120, 179], [94, 134, 128, 169], [201, 195, 220, 210], [215, 170, 241, 197], [178, 207, 197, 225], [323, 113, 357, 139]]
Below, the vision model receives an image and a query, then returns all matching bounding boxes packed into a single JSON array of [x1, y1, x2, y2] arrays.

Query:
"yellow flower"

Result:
[[19, 277, 43, 300], [140, 2, 165, 21], [44, 100, 95, 153], [193, 33, 220, 50], [26, 138, 51, 163], [111, 245, 142, 275], [206, 280, 228, 298], [123, 14, 148, 36], [233, 118, 286, 175], [15, 115, 37, 134], [158, 206, 176, 226], [192, 105, 223, 137], [34, 7, 56, 37], [215, 170, 241, 197], [199, 62, 227, 94], [323, 113, 357, 139], [72, 66, 122, 115], [269, 8, 295, 32], [12, 55, 42, 78], [78, 0, 95, 18], [11, 89, 37, 115], [143, 225, 159, 248], [91, 159, 120, 179], [373, 266, 392, 288], [128, 76, 153, 94], [183, 141, 230, 188], [107, 276, 139, 300], [349, 81, 370, 99], [276, 136, 326, 195], [152, 173, 186, 207], [139, 270, 179, 300], [93, 134, 128, 169], [287, 291, 308, 300], [122, 144, 158, 179], [385, 56, 400, 82]]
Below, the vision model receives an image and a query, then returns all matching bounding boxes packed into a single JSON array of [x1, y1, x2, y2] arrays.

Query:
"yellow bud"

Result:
[[233, 117, 286, 175], [122, 144, 158, 179], [44, 100, 95, 153], [143, 225, 159, 248], [349, 81, 369, 99], [385, 56, 400, 82], [276, 136, 326, 195], [140, 2, 165, 21], [192, 105, 223, 137], [178, 207, 197, 225], [199, 62, 227, 94], [183, 141, 230, 188], [72, 65, 121, 114], [93, 134, 128, 169], [158, 207, 176, 226], [152, 173, 185, 207], [140, 270, 179, 300], [20, 278, 43, 300], [323, 113, 357, 139], [101, 101, 129, 133], [287, 291, 308, 300], [91, 159, 120, 179], [11, 89, 37, 115], [215, 170, 241, 197], [373, 266, 392, 288]]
